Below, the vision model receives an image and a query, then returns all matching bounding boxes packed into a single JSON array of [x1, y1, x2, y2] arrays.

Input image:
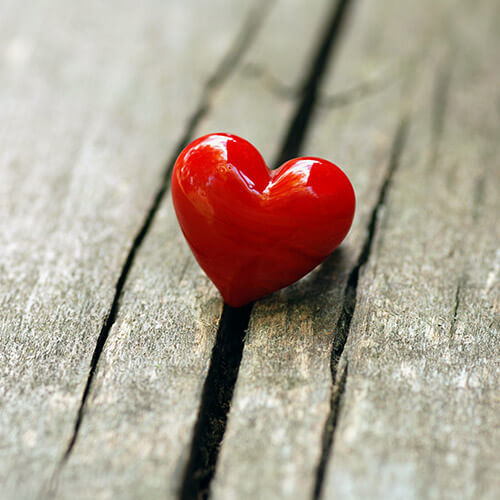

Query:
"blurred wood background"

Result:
[[0, 0, 498, 499]]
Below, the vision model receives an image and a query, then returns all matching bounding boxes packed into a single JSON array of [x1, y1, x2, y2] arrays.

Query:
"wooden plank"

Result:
[[53, 190, 222, 500], [196, 0, 334, 163], [0, 0, 259, 498], [209, 0, 496, 499], [322, 1, 500, 498], [51, 1, 336, 499]]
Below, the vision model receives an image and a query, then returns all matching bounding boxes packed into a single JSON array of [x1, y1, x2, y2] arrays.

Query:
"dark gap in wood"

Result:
[[313, 363, 348, 500], [448, 277, 462, 339], [55, 99, 212, 472], [313, 118, 409, 500], [42, 4, 269, 495], [59, 149, 174, 463], [180, 2, 356, 499], [179, 303, 253, 500], [274, 0, 354, 166]]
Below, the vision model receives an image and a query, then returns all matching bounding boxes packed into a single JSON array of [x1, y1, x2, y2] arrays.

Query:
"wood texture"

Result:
[[210, 0, 499, 499], [52, 1, 334, 499], [196, 0, 333, 163], [322, 1, 500, 498], [1, 0, 498, 498], [0, 1, 257, 498]]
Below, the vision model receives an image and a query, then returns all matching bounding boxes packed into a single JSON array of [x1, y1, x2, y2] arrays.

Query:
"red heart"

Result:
[[172, 133, 355, 307]]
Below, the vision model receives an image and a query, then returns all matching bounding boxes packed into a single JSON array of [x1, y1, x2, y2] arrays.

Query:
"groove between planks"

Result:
[[313, 116, 409, 499]]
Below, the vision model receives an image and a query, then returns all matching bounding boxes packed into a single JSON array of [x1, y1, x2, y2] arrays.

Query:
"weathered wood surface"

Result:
[[209, 0, 500, 499], [53, 0, 334, 499], [322, 1, 500, 497], [209, 0, 410, 496], [1, 0, 498, 499], [0, 0, 259, 498]]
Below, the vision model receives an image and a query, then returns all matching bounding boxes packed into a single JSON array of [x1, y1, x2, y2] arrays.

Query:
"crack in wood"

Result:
[[179, 303, 253, 500], [40, 4, 271, 498], [274, 0, 354, 166], [180, 1, 355, 499], [448, 277, 463, 340], [313, 117, 409, 500], [313, 362, 348, 500]]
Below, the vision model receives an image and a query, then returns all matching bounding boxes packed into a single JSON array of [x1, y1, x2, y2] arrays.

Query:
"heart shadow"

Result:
[[268, 245, 351, 307]]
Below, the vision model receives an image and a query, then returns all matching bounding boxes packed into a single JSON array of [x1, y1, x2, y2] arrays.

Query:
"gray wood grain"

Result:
[[210, 0, 499, 499], [54, 189, 223, 500], [322, 1, 500, 498], [2, 0, 497, 498], [52, 1, 335, 499], [0, 1, 258, 498], [196, 0, 334, 163]]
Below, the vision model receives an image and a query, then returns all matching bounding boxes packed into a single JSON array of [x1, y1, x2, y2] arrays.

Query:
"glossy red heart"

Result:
[[172, 133, 355, 307]]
